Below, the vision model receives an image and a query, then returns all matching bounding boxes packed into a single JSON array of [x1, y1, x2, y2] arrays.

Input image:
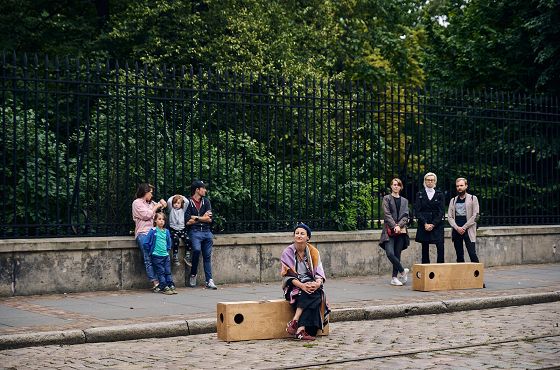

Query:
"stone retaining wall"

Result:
[[1, 226, 558, 296]]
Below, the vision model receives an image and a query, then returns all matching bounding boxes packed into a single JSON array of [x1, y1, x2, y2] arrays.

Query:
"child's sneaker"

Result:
[[162, 286, 174, 295], [152, 284, 161, 293], [188, 274, 197, 288], [183, 251, 192, 267], [170, 285, 178, 295]]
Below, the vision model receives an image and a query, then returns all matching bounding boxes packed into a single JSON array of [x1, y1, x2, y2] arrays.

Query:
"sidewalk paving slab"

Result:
[[0, 263, 559, 349]]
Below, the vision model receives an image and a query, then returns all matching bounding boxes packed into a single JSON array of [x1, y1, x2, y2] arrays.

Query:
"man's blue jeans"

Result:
[[189, 229, 213, 282], [136, 233, 156, 283]]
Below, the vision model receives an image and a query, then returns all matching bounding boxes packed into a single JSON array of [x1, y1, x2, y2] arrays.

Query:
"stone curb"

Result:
[[329, 291, 560, 322], [1, 291, 558, 350], [0, 330, 85, 349]]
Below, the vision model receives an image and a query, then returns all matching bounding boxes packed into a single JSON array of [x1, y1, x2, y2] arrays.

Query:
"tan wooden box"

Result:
[[412, 263, 484, 291], [217, 299, 329, 342]]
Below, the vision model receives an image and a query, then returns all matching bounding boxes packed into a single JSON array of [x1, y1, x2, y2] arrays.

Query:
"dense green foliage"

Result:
[[1, 0, 426, 84], [422, 0, 560, 94], [1, 1, 558, 236], [1, 0, 558, 92]]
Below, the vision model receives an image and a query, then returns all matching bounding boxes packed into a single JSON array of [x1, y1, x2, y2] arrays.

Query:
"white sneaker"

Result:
[[390, 277, 403, 286], [206, 279, 218, 290], [188, 274, 197, 288], [399, 268, 409, 284]]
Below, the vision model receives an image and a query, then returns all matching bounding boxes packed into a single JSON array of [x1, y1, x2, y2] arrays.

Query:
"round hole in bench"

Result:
[[474, 270, 480, 277], [429, 272, 435, 279], [220, 313, 224, 323], [416, 271, 422, 279], [234, 313, 244, 324]]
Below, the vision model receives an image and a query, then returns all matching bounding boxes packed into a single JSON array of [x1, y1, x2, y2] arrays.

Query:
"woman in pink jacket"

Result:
[[132, 183, 166, 291]]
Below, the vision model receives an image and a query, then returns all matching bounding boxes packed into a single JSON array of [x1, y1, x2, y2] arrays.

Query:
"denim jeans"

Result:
[[152, 254, 174, 289], [189, 229, 213, 282], [136, 233, 157, 283], [385, 235, 406, 277]]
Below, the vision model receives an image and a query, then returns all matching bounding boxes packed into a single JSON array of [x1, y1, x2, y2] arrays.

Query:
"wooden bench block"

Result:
[[412, 263, 484, 291], [217, 299, 329, 342]]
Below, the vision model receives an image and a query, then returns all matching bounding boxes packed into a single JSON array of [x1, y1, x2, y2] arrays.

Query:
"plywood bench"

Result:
[[217, 299, 329, 341], [412, 263, 484, 291]]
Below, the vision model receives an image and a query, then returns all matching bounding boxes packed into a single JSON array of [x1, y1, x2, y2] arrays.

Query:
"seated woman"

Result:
[[280, 223, 330, 341]]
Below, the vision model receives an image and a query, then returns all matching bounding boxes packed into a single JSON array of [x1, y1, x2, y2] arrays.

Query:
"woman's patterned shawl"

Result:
[[280, 243, 325, 290]]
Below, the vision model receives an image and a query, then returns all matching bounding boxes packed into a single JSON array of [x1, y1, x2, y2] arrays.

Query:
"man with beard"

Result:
[[447, 177, 480, 263]]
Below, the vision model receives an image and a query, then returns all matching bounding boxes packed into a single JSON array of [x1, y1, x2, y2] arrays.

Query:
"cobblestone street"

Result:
[[1, 301, 558, 369]]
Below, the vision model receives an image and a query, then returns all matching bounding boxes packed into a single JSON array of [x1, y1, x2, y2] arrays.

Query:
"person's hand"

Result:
[[159, 199, 167, 208], [394, 225, 401, 234], [424, 223, 433, 231], [304, 281, 318, 294], [205, 210, 213, 218], [457, 226, 465, 235], [306, 280, 323, 294]]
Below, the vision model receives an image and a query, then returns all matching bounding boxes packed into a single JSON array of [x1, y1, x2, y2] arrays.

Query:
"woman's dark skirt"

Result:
[[292, 288, 323, 336]]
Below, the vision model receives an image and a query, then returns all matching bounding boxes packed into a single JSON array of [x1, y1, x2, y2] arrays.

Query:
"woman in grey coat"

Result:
[[379, 178, 410, 286]]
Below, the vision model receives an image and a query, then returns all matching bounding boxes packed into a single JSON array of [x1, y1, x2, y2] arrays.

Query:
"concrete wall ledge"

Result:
[[1, 225, 559, 296], [1, 225, 558, 251]]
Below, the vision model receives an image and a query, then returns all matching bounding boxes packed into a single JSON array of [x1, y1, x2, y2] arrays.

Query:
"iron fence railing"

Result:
[[1, 52, 559, 238]]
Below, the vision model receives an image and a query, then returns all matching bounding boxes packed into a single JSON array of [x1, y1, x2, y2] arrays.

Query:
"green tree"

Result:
[[422, 0, 560, 94], [0, 0, 116, 57]]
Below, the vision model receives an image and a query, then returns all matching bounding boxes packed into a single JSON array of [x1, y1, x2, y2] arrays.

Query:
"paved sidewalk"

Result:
[[0, 263, 559, 348]]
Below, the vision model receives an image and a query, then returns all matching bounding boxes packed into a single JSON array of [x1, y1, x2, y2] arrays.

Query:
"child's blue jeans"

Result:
[[151, 254, 174, 289]]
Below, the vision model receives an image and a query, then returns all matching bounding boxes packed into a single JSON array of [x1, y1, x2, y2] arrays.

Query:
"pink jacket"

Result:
[[132, 198, 156, 237]]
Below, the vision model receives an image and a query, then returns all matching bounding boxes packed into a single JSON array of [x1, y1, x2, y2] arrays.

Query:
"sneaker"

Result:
[[295, 330, 315, 341], [162, 286, 174, 295], [398, 268, 409, 284], [152, 284, 161, 293], [188, 275, 197, 288], [286, 320, 298, 336], [170, 285, 178, 295], [173, 254, 180, 266], [183, 252, 192, 267], [206, 279, 218, 290], [390, 277, 403, 286]]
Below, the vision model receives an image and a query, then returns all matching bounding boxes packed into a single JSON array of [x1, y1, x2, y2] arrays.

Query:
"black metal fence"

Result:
[[2, 52, 559, 238]]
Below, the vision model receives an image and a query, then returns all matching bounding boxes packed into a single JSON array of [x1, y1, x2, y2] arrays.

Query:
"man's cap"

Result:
[[191, 180, 206, 189], [294, 223, 311, 239]]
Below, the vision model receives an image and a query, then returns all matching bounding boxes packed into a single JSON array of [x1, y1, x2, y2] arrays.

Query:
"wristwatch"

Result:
[[195, 216, 199, 222]]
